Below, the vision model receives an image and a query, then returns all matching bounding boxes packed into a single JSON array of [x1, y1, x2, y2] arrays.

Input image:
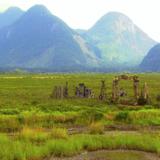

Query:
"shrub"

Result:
[[115, 111, 129, 122], [79, 109, 104, 124], [0, 108, 20, 115], [50, 128, 68, 139], [89, 122, 104, 134]]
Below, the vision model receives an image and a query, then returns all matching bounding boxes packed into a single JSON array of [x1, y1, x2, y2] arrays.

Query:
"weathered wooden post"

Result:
[[75, 83, 93, 98], [57, 86, 60, 99], [99, 80, 106, 100], [50, 86, 57, 98], [59, 86, 64, 99], [143, 82, 149, 100], [75, 87, 79, 97], [54, 86, 58, 99], [112, 79, 116, 101], [63, 82, 68, 98], [51, 82, 69, 99], [112, 77, 119, 101], [133, 76, 139, 100]]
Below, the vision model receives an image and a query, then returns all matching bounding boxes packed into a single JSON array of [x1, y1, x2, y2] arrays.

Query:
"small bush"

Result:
[[50, 128, 68, 139], [79, 109, 104, 124], [115, 111, 129, 122], [0, 108, 20, 115], [89, 122, 104, 134]]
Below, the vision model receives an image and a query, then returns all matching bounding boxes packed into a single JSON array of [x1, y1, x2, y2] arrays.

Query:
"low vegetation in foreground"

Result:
[[1, 131, 160, 160]]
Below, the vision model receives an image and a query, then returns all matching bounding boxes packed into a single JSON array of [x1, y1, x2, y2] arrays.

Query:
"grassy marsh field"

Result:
[[0, 73, 160, 159]]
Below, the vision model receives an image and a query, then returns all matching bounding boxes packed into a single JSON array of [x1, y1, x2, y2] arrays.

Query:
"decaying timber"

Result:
[[51, 82, 68, 99], [75, 83, 93, 98], [99, 80, 107, 100]]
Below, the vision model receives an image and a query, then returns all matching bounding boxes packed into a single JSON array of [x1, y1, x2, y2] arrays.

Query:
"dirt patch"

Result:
[[48, 150, 160, 160]]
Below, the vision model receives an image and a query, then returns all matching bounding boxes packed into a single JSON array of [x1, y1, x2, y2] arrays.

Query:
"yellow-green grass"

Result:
[[0, 108, 160, 132], [89, 122, 104, 134], [0, 73, 159, 109], [1, 131, 160, 160]]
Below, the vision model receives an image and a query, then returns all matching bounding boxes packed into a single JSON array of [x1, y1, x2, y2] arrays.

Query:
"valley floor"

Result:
[[0, 73, 160, 160]]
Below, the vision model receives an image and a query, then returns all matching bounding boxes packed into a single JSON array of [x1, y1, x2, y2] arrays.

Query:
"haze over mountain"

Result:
[[0, 5, 157, 72], [0, 7, 24, 29], [0, 5, 100, 71], [140, 43, 160, 71], [80, 12, 156, 67]]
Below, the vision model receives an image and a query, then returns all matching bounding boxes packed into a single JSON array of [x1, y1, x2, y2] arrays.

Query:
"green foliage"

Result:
[[115, 111, 129, 122], [0, 108, 20, 115], [78, 109, 104, 124]]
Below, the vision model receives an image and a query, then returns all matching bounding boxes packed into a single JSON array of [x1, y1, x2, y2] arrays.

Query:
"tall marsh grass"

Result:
[[0, 132, 160, 160]]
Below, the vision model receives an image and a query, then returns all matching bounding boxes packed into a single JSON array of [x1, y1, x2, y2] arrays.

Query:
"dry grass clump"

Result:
[[18, 127, 49, 142], [50, 127, 68, 139], [89, 122, 104, 134]]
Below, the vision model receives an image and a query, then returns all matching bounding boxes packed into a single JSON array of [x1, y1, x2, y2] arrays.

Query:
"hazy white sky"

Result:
[[0, 0, 160, 42]]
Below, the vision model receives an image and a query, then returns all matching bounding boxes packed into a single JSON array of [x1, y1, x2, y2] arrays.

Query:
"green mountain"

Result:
[[140, 43, 160, 71], [0, 7, 24, 29], [83, 12, 156, 67], [0, 7, 157, 72], [0, 5, 99, 71]]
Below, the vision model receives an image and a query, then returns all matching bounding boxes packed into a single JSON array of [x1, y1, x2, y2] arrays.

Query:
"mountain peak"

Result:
[[5, 7, 23, 13], [88, 11, 134, 36], [105, 11, 130, 17], [98, 11, 133, 26], [26, 5, 51, 15], [86, 11, 156, 67], [0, 6, 24, 29]]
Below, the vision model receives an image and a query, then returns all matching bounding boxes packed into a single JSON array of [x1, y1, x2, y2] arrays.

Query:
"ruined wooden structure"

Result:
[[112, 75, 149, 104], [133, 76, 140, 100], [112, 76, 119, 101], [99, 80, 107, 100], [112, 75, 140, 102], [50, 75, 149, 105], [51, 82, 68, 99], [75, 83, 93, 98], [141, 82, 149, 100]]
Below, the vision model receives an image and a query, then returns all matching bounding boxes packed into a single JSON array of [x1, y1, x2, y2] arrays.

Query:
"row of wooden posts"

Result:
[[112, 75, 149, 101], [51, 75, 149, 103]]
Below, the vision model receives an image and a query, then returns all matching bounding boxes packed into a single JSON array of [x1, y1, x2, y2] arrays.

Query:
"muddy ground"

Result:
[[47, 150, 160, 160]]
